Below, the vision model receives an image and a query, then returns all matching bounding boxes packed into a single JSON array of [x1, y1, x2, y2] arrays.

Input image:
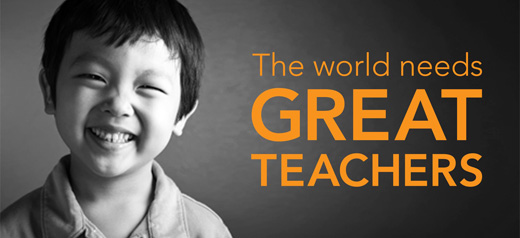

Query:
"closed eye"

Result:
[[78, 74, 105, 82], [139, 85, 167, 94]]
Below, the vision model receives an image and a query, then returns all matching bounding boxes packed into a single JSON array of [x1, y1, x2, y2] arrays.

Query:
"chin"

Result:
[[91, 166, 127, 178], [86, 157, 132, 178]]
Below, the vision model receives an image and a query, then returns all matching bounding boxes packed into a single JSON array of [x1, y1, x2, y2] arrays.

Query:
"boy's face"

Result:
[[41, 31, 189, 178]]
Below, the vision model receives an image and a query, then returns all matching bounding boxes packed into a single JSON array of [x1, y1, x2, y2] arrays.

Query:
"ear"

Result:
[[172, 100, 198, 136], [39, 69, 55, 115]]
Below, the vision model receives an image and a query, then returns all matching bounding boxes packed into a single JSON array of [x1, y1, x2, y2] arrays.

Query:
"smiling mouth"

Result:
[[90, 128, 135, 143]]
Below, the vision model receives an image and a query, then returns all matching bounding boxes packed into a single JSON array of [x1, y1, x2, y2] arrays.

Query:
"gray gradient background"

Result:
[[1, 0, 519, 237]]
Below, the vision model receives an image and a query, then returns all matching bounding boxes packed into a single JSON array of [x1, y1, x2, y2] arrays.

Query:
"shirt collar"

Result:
[[42, 156, 189, 238]]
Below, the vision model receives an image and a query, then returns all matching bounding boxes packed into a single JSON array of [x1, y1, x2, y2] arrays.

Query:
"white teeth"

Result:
[[90, 128, 133, 143]]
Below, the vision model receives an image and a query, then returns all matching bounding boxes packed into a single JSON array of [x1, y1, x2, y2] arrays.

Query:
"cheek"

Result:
[[146, 102, 178, 133], [54, 86, 99, 136], [56, 79, 89, 111], [137, 99, 179, 147], [53, 96, 88, 149], [136, 113, 174, 157]]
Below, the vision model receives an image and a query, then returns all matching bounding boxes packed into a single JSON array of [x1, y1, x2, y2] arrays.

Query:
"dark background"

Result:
[[1, 0, 518, 237]]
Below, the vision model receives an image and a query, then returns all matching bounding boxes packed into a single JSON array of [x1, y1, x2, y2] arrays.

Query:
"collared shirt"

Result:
[[1, 156, 232, 238]]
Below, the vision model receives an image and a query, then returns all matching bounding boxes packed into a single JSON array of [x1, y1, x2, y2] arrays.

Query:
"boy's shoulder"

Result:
[[0, 188, 233, 238], [0, 188, 42, 237], [153, 161, 232, 237], [181, 193, 232, 238], [0, 159, 232, 238]]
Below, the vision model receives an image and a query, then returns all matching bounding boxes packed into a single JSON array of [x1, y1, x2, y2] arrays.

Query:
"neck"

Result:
[[67, 156, 155, 238], [68, 157, 154, 207]]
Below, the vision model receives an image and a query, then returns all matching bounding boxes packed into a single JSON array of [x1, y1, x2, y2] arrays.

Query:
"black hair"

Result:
[[42, 0, 204, 121]]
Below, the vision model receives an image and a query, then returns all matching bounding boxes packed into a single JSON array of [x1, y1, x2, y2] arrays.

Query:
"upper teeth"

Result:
[[91, 128, 133, 143]]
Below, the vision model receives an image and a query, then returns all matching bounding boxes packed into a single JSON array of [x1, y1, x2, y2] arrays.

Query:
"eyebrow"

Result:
[[138, 69, 176, 87], [140, 69, 164, 78], [69, 52, 113, 68]]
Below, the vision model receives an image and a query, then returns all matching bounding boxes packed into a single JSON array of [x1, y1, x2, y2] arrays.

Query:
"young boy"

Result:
[[0, 0, 232, 237]]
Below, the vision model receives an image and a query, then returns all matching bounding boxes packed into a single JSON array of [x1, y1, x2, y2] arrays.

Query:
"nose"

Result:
[[100, 91, 135, 117]]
